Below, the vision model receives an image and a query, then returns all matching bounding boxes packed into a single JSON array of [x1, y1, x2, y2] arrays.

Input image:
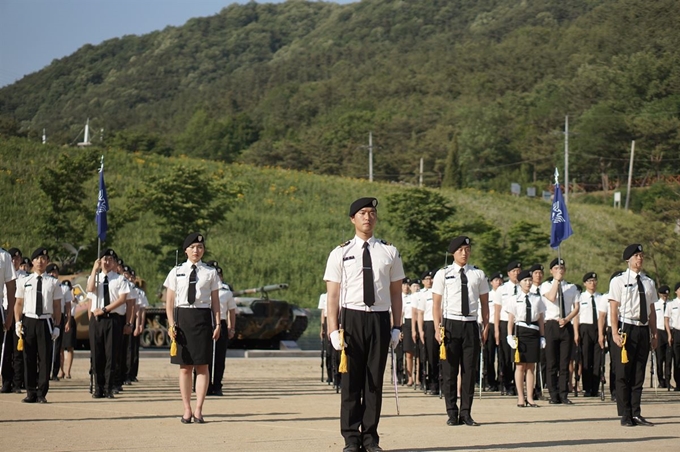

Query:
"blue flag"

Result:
[[550, 182, 573, 249], [96, 165, 109, 242]]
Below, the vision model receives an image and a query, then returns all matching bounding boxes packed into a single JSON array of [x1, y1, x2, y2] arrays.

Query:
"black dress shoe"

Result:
[[342, 445, 360, 452], [459, 416, 479, 426], [562, 398, 574, 405], [446, 417, 458, 426], [620, 416, 635, 427], [213, 388, 224, 396], [632, 416, 654, 426], [92, 390, 104, 399], [37, 396, 48, 403], [364, 445, 384, 452], [22, 395, 37, 403], [549, 399, 561, 404], [0, 383, 12, 393], [106, 391, 115, 399]]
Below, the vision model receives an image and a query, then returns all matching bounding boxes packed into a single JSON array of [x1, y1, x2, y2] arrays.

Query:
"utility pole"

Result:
[[368, 131, 373, 182], [564, 115, 569, 204], [625, 140, 635, 211], [419, 157, 424, 187]]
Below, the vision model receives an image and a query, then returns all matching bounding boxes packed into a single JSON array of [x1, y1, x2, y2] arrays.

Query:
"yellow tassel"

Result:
[[620, 332, 628, 364], [169, 326, 177, 357], [439, 325, 446, 360], [338, 329, 348, 373], [514, 337, 520, 363], [17, 337, 24, 351]]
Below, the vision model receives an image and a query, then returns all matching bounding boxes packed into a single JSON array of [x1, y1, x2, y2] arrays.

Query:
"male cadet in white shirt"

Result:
[[609, 244, 657, 427], [44, 263, 71, 381], [324, 197, 404, 452], [14, 248, 61, 403], [416, 270, 439, 394], [87, 248, 130, 399], [207, 262, 236, 396], [541, 258, 579, 404], [0, 248, 17, 393], [433, 236, 489, 427], [483, 272, 503, 392], [665, 283, 680, 391], [495, 261, 521, 395], [573, 272, 603, 397], [653, 285, 672, 389]]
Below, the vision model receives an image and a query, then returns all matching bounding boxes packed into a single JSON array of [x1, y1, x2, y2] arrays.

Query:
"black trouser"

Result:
[[611, 323, 649, 418], [672, 329, 680, 388], [579, 323, 600, 395], [416, 329, 425, 386], [127, 319, 141, 380], [51, 314, 65, 378], [90, 314, 120, 392], [1, 318, 15, 386], [209, 319, 229, 391], [607, 328, 616, 395], [114, 315, 127, 387], [12, 321, 24, 389], [340, 309, 390, 449], [655, 329, 671, 386], [483, 326, 497, 388], [22, 317, 53, 398], [498, 320, 513, 391], [322, 319, 333, 382], [545, 320, 573, 402], [423, 321, 439, 391], [442, 319, 480, 420]]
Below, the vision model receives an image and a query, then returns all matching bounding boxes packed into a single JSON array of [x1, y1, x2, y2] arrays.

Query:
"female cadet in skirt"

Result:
[[165, 233, 221, 424], [507, 269, 546, 407]]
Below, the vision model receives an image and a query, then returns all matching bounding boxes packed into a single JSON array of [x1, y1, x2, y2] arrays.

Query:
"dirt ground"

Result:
[[1, 353, 679, 452]]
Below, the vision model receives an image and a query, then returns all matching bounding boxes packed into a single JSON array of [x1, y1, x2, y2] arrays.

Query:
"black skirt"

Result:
[[516, 325, 540, 364], [402, 318, 415, 353], [171, 308, 213, 366], [62, 316, 77, 349]]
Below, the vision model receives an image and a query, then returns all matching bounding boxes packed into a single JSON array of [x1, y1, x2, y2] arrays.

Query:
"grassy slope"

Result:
[[0, 138, 646, 309]]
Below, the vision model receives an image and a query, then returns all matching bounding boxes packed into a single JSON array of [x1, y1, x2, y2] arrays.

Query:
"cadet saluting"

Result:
[[324, 197, 404, 452], [14, 248, 61, 403], [165, 233, 221, 424], [609, 244, 657, 427], [433, 236, 489, 426]]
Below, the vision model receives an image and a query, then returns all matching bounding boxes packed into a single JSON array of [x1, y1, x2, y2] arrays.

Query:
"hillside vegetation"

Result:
[[2, 137, 677, 309], [1, 0, 679, 191]]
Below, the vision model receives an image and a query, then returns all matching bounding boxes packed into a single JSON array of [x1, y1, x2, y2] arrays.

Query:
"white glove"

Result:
[[15, 321, 23, 337], [51, 327, 60, 341], [390, 328, 401, 349], [329, 330, 344, 351], [507, 335, 517, 349], [540, 336, 546, 349]]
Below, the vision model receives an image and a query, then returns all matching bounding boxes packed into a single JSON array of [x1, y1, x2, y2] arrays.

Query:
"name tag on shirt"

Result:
[[343, 256, 355, 261], [24, 283, 33, 287], [445, 276, 456, 280], [177, 273, 186, 277]]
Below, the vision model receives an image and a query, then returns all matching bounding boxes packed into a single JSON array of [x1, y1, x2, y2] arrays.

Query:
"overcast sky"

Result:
[[0, 0, 356, 88]]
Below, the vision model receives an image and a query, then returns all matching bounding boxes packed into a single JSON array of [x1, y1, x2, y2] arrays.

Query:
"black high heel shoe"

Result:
[[193, 415, 205, 424], [180, 416, 192, 424]]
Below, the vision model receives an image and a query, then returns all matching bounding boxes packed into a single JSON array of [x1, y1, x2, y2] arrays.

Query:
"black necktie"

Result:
[[525, 294, 531, 323], [362, 242, 375, 307], [637, 275, 647, 324], [514, 285, 518, 296], [558, 283, 565, 318], [591, 295, 597, 325], [36, 276, 43, 316], [103, 275, 110, 307], [460, 268, 469, 316], [535, 286, 540, 296], [188, 264, 197, 305]]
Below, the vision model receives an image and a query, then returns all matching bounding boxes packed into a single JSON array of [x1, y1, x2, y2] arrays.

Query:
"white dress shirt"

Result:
[[540, 279, 579, 321], [432, 263, 489, 320], [88, 271, 130, 315], [16, 272, 62, 317], [608, 269, 657, 326], [164, 260, 220, 309], [664, 298, 680, 330]]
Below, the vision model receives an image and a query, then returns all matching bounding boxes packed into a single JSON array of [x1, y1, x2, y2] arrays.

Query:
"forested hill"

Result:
[[1, 0, 679, 191]]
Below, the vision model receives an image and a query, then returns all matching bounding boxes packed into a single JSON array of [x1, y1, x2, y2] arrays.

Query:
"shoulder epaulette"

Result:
[[378, 239, 392, 246], [611, 271, 623, 280], [339, 240, 351, 247], [546, 277, 554, 283], [472, 265, 479, 269]]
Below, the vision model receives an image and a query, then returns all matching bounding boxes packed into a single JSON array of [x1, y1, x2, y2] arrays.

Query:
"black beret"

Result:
[[7, 248, 21, 258], [518, 269, 532, 281], [674, 282, 680, 292], [30, 247, 49, 260], [349, 197, 378, 217], [658, 285, 670, 295], [529, 264, 544, 273], [582, 272, 597, 282], [448, 236, 471, 254], [506, 261, 521, 272], [122, 265, 132, 274], [130, 269, 136, 276], [183, 232, 205, 250], [622, 244, 643, 260], [45, 263, 59, 274], [402, 278, 411, 284], [490, 272, 504, 281], [117, 258, 125, 266], [22, 257, 32, 266], [421, 269, 435, 279], [549, 258, 565, 269], [99, 248, 118, 259], [411, 279, 422, 285], [62, 280, 72, 288]]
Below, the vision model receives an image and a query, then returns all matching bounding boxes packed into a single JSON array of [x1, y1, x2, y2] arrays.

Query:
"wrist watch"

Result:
[[102, 307, 108, 314], [393, 325, 402, 331]]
